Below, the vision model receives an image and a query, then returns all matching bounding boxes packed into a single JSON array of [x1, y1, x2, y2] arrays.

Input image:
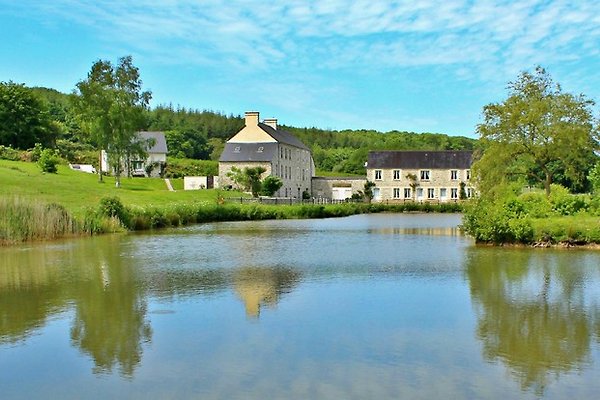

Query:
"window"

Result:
[[257, 146, 264, 153], [393, 188, 401, 199], [132, 161, 144, 171], [420, 170, 430, 180], [427, 188, 435, 199], [233, 146, 241, 153], [374, 170, 382, 180], [466, 170, 471, 180], [450, 170, 458, 180], [451, 188, 459, 199], [404, 188, 411, 199], [393, 169, 401, 180], [280, 148, 283, 158], [440, 188, 447, 199], [467, 188, 473, 198]]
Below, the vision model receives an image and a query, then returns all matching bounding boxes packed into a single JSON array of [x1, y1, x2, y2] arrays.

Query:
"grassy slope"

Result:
[[0, 160, 227, 217]]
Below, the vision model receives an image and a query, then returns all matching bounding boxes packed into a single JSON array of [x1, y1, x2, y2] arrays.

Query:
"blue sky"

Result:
[[1, 0, 600, 137]]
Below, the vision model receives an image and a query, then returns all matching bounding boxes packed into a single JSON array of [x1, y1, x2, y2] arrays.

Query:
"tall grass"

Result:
[[1, 195, 464, 245], [0, 197, 77, 244]]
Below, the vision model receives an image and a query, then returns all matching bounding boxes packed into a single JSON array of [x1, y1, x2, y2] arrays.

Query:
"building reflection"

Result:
[[465, 248, 600, 395], [233, 266, 301, 318]]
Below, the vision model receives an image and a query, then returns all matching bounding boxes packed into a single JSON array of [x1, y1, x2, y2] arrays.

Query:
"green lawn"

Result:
[[0, 160, 236, 217]]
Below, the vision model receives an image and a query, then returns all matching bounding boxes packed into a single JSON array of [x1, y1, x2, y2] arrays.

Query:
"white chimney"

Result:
[[245, 111, 259, 126], [263, 118, 278, 130]]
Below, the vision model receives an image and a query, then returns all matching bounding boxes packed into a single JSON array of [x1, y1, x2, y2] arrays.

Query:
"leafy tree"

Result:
[[245, 167, 267, 197], [588, 162, 600, 195], [474, 66, 598, 197], [73, 56, 151, 186], [405, 173, 419, 201], [0, 81, 58, 149], [260, 175, 283, 196], [363, 180, 376, 203], [226, 166, 267, 196]]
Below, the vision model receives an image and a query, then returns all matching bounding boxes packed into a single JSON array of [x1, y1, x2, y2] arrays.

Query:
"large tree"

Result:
[[474, 66, 598, 196], [0, 81, 58, 149], [73, 56, 151, 186]]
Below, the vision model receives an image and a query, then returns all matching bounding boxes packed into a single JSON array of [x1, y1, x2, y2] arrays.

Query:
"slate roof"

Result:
[[137, 131, 168, 154], [367, 151, 472, 169], [219, 142, 278, 162], [257, 123, 310, 150]]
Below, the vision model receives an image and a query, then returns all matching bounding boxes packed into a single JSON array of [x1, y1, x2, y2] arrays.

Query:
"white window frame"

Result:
[[451, 188, 459, 199], [466, 170, 471, 180], [450, 170, 458, 180], [420, 170, 430, 181], [393, 188, 401, 199], [393, 169, 401, 180], [427, 188, 435, 199], [374, 170, 382, 180], [404, 188, 411, 199]]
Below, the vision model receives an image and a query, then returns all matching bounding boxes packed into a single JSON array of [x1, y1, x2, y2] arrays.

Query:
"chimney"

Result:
[[245, 111, 259, 127], [263, 118, 278, 130]]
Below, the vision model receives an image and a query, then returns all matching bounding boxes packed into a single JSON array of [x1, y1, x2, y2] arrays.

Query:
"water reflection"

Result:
[[466, 248, 600, 395], [0, 247, 68, 344], [0, 237, 152, 378], [69, 238, 152, 378], [233, 267, 301, 318]]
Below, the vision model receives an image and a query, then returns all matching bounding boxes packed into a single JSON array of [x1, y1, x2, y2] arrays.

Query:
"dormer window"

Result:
[[257, 146, 264, 153]]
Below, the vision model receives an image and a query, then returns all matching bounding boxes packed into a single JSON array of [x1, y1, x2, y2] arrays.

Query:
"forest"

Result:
[[0, 81, 476, 177]]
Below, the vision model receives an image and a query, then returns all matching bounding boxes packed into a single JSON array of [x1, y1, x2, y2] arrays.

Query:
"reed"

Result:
[[0, 197, 78, 244]]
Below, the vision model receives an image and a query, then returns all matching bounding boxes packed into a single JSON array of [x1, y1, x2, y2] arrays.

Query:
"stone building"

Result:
[[366, 150, 473, 202], [219, 111, 315, 197]]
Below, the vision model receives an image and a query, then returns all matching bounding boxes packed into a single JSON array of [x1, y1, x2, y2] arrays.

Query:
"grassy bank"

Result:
[[0, 159, 463, 245], [462, 185, 600, 246]]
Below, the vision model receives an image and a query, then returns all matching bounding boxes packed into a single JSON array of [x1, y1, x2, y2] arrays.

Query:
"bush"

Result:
[[0, 145, 22, 161], [37, 148, 60, 173], [97, 196, 130, 227]]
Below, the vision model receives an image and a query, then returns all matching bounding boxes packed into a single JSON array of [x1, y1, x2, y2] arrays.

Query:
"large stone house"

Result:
[[101, 131, 168, 177], [219, 111, 315, 197], [366, 150, 473, 202]]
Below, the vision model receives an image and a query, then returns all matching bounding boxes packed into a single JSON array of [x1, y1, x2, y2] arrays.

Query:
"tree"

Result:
[[588, 162, 600, 195], [405, 173, 419, 201], [226, 166, 267, 197], [474, 66, 598, 197], [0, 81, 58, 149], [363, 180, 376, 203], [73, 56, 151, 186], [260, 175, 283, 196]]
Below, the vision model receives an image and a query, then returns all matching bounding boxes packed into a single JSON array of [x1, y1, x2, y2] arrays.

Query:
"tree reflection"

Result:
[[69, 237, 151, 378], [0, 248, 67, 344], [466, 249, 600, 395], [233, 266, 301, 318]]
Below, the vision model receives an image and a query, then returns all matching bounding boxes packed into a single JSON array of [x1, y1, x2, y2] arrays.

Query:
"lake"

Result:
[[1, 213, 599, 399]]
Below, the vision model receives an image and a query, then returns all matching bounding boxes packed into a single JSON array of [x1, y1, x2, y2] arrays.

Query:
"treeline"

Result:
[[1, 82, 476, 175]]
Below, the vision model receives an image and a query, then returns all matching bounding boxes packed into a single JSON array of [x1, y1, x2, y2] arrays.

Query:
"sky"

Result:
[[1, 0, 600, 137]]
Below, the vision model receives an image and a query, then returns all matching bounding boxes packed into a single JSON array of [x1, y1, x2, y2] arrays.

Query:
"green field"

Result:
[[0, 160, 229, 217]]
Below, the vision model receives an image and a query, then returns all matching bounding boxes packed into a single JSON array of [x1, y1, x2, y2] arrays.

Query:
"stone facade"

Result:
[[367, 151, 473, 202], [218, 112, 315, 197]]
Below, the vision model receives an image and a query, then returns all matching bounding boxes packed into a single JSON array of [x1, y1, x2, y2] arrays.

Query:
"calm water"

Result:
[[1, 214, 599, 399]]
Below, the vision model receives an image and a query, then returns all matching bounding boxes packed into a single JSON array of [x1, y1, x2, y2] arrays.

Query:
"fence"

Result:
[[224, 197, 465, 206]]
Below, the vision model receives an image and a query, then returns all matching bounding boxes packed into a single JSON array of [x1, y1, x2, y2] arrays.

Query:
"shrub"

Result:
[[37, 148, 60, 173], [97, 196, 130, 227]]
